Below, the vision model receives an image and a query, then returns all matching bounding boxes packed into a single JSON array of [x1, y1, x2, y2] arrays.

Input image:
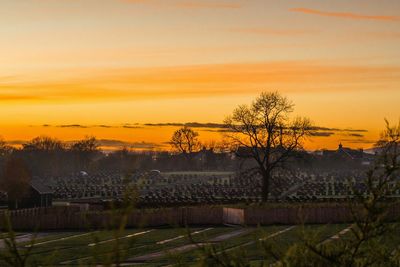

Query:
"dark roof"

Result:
[[30, 180, 54, 194]]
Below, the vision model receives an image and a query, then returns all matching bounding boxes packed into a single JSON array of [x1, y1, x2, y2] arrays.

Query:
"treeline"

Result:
[[0, 134, 366, 180], [0, 136, 101, 177], [0, 136, 236, 178]]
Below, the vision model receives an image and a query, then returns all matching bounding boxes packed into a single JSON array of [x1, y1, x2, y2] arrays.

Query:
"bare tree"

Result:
[[170, 126, 201, 156], [224, 91, 312, 202], [70, 136, 100, 170], [70, 136, 99, 153], [22, 136, 65, 151], [21, 136, 66, 176], [376, 119, 400, 170]]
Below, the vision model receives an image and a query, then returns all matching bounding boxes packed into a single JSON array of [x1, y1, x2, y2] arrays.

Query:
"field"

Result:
[[162, 171, 234, 176], [2, 223, 399, 266]]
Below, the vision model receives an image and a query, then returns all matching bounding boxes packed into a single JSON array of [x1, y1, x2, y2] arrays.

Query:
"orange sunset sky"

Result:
[[0, 0, 399, 151]]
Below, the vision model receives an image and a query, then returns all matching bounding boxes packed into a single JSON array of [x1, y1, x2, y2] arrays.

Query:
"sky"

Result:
[[0, 0, 399, 150]]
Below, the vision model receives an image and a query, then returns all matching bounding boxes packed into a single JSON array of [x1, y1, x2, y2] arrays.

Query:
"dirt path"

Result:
[[158, 226, 291, 267], [60, 228, 211, 265], [60, 226, 296, 265], [208, 228, 253, 242], [130, 243, 205, 263], [219, 225, 296, 254], [59, 230, 155, 264], [320, 225, 353, 245], [126, 227, 255, 263], [157, 228, 213, 245], [88, 229, 154, 247], [26, 231, 98, 247], [0, 233, 54, 248]]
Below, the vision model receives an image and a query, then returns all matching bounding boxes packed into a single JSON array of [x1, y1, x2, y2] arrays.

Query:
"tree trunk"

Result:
[[261, 170, 271, 202]]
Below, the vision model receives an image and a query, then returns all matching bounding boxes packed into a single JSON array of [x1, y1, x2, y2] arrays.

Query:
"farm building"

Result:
[[8, 180, 53, 210]]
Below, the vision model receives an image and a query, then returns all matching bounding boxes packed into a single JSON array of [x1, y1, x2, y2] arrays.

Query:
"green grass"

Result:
[[0, 224, 398, 266], [5, 227, 234, 265], [152, 224, 350, 266], [75, 227, 236, 265]]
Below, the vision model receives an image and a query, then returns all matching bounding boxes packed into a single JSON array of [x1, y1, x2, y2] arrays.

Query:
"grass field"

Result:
[[1, 223, 399, 266]]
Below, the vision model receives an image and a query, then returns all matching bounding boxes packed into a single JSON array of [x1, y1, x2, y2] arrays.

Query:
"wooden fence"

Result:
[[223, 208, 245, 225], [1, 203, 399, 230], [0, 206, 224, 230]]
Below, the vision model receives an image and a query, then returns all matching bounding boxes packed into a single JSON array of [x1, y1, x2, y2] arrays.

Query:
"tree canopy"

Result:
[[224, 91, 312, 201], [0, 157, 31, 209], [170, 126, 201, 155]]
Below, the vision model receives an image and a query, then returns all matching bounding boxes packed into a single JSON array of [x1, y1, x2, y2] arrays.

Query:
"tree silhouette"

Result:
[[21, 136, 66, 176], [70, 136, 100, 171], [170, 126, 201, 155], [0, 138, 13, 158], [22, 136, 64, 151], [0, 157, 31, 209], [224, 91, 312, 202]]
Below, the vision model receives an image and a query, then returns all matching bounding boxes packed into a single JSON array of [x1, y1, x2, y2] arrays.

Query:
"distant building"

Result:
[[322, 143, 373, 162], [8, 180, 53, 210]]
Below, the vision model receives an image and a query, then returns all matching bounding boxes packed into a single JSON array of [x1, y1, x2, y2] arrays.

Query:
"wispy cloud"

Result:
[[142, 123, 369, 138], [58, 124, 88, 128], [97, 139, 162, 150], [40, 123, 368, 135], [309, 127, 368, 138], [312, 127, 368, 133], [121, 0, 243, 9], [341, 128, 368, 133], [144, 122, 226, 128], [346, 133, 365, 137], [310, 131, 335, 137], [229, 27, 317, 36], [3, 60, 400, 103], [174, 1, 242, 9], [122, 125, 142, 129], [364, 31, 400, 39], [47, 124, 142, 129], [6, 123, 372, 151], [290, 8, 400, 22], [340, 138, 376, 144], [0, 94, 40, 101]]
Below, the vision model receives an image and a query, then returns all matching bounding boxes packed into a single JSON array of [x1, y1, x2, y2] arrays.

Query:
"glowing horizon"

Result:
[[0, 0, 399, 150]]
